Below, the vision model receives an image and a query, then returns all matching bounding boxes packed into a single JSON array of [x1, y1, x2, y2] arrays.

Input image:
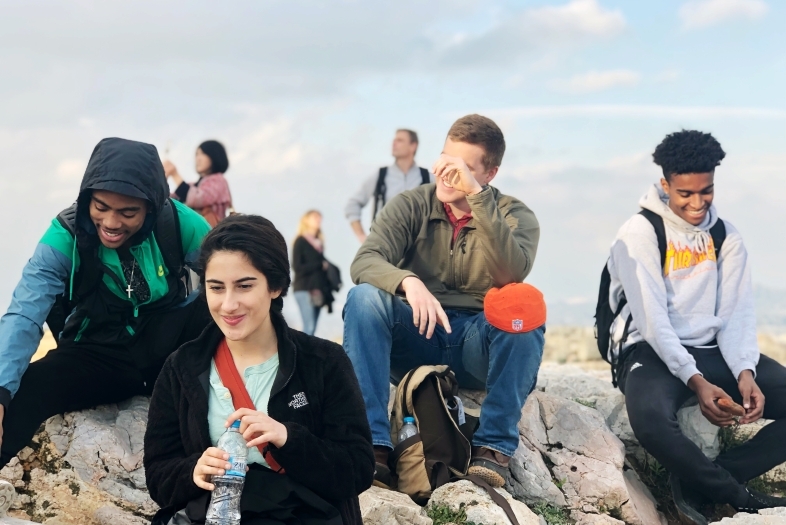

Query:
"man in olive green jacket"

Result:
[[343, 114, 544, 488]]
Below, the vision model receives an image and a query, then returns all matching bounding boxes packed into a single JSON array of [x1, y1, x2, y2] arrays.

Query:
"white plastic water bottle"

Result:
[[206, 420, 248, 525], [397, 416, 418, 444]]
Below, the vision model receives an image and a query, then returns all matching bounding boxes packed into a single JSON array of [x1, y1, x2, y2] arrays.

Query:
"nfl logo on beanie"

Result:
[[484, 283, 547, 334]]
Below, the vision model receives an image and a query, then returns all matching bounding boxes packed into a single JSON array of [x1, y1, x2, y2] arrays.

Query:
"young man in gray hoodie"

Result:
[[607, 130, 786, 524]]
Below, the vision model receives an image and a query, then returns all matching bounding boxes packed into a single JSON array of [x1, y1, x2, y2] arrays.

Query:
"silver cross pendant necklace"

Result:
[[126, 260, 135, 299]]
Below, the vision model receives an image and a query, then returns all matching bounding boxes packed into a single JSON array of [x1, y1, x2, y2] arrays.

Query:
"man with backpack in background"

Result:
[[345, 129, 433, 243], [601, 130, 786, 524], [0, 137, 212, 469], [343, 114, 545, 489]]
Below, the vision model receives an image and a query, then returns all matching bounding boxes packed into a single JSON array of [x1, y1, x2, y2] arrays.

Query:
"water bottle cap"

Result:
[[231, 419, 241, 429], [403, 416, 415, 424]]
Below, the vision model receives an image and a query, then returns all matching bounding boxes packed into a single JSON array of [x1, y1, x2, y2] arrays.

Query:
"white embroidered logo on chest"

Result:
[[288, 392, 309, 409]]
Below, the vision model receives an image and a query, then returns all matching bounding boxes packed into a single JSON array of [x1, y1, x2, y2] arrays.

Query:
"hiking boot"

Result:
[[372, 446, 392, 489], [733, 489, 786, 513], [670, 474, 709, 525], [467, 446, 510, 488]]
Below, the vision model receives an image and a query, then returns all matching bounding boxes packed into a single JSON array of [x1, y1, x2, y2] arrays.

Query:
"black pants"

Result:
[[0, 298, 211, 469], [619, 342, 786, 507]]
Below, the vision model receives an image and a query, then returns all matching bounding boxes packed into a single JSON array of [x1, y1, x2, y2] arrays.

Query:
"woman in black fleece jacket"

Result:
[[143, 215, 374, 525]]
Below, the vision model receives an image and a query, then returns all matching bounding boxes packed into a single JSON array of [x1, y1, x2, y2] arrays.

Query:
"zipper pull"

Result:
[[450, 249, 453, 256], [134, 306, 139, 318]]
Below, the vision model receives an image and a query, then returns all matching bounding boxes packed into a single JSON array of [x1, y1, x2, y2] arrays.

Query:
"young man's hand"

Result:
[[401, 277, 452, 339], [226, 408, 288, 449], [737, 370, 765, 424], [687, 375, 737, 427], [431, 154, 483, 196]]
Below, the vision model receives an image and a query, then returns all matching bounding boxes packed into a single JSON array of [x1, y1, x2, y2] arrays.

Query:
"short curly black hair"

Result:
[[652, 130, 726, 180]]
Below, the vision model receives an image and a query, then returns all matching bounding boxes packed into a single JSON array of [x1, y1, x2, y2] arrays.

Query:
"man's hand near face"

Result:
[[400, 277, 452, 339], [431, 154, 483, 196]]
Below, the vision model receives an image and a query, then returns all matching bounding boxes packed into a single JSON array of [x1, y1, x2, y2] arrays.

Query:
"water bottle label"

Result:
[[225, 455, 247, 477]]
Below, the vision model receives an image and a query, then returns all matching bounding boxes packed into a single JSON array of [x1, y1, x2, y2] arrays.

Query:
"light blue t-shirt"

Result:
[[208, 354, 280, 468]]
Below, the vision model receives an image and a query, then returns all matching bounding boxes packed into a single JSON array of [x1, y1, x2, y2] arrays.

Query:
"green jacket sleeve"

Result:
[[349, 192, 419, 294], [466, 187, 540, 284]]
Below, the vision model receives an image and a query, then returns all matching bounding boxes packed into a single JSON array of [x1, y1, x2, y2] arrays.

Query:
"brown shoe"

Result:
[[372, 446, 392, 489], [467, 446, 510, 488]]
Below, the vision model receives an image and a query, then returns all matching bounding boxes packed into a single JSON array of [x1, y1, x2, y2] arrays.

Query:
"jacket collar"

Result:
[[175, 309, 298, 399]]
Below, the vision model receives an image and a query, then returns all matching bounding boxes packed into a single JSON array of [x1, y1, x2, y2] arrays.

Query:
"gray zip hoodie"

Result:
[[607, 184, 759, 385]]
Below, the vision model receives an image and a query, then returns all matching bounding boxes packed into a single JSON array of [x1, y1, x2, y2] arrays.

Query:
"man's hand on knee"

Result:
[[688, 374, 736, 427], [400, 277, 451, 339]]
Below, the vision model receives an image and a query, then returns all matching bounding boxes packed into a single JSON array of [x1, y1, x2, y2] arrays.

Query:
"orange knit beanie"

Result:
[[484, 283, 547, 333]]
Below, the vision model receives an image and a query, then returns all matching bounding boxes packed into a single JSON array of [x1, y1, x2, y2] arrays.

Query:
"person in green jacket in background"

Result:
[[0, 137, 212, 469]]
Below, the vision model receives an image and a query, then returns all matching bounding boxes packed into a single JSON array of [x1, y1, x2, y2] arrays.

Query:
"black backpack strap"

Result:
[[372, 167, 387, 219], [638, 209, 667, 270], [56, 203, 78, 235], [710, 218, 727, 259], [155, 198, 185, 278], [419, 167, 430, 185]]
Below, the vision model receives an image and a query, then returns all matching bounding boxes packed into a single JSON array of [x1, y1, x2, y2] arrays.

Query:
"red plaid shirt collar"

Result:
[[443, 203, 473, 242]]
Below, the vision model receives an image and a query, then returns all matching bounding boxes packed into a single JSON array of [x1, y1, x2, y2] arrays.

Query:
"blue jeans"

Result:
[[294, 290, 321, 336], [342, 284, 544, 456]]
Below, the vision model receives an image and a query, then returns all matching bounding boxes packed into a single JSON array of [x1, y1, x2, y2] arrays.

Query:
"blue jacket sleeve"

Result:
[[0, 244, 71, 407]]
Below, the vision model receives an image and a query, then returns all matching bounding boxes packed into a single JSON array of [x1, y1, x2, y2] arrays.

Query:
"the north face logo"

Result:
[[288, 392, 308, 409], [512, 319, 523, 332]]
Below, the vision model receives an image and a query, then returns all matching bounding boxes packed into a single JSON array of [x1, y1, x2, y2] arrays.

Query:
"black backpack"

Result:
[[594, 209, 727, 385], [372, 166, 431, 219], [45, 198, 186, 343]]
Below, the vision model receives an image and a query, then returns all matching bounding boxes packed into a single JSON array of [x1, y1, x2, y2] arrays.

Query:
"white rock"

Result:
[[0, 480, 14, 517], [359, 486, 432, 525], [428, 480, 541, 525], [570, 511, 626, 524], [63, 396, 155, 512], [506, 436, 566, 507], [711, 510, 786, 524], [93, 505, 150, 525]]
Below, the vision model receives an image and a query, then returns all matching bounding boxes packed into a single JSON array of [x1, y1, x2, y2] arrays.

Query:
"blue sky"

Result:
[[1, 0, 784, 336]]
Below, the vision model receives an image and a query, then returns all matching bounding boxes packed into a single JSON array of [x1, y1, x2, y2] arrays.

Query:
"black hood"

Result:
[[75, 137, 168, 245]]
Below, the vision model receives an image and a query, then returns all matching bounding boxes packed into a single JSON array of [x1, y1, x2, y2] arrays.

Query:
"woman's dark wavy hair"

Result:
[[653, 129, 726, 180], [197, 214, 291, 314], [198, 140, 229, 175]]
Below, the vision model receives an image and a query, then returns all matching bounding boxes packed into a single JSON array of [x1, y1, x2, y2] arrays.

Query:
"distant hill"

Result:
[[545, 285, 786, 332], [755, 285, 786, 332]]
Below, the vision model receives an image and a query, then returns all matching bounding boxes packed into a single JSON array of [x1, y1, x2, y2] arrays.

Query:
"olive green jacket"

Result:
[[350, 184, 540, 311]]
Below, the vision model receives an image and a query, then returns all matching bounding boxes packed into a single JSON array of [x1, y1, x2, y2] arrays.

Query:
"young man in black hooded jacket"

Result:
[[0, 137, 212, 468]]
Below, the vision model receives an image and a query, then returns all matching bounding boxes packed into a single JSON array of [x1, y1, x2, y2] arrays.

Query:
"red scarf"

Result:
[[214, 338, 285, 474]]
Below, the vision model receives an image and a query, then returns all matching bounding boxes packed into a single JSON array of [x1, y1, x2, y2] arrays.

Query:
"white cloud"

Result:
[[485, 104, 786, 119], [55, 158, 86, 181], [525, 0, 627, 39], [555, 69, 641, 94], [679, 0, 769, 29], [438, 0, 626, 66]]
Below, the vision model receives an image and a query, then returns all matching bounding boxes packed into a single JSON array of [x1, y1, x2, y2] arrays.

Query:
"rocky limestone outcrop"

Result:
[[3, 362, 785, 524], [427, 480, 541, 525], [0, 397, 155, 525], [359, 486, 432, 525]]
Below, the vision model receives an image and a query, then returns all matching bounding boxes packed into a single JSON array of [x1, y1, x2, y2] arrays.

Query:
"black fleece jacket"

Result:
[[143, 311, 374, 524]]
